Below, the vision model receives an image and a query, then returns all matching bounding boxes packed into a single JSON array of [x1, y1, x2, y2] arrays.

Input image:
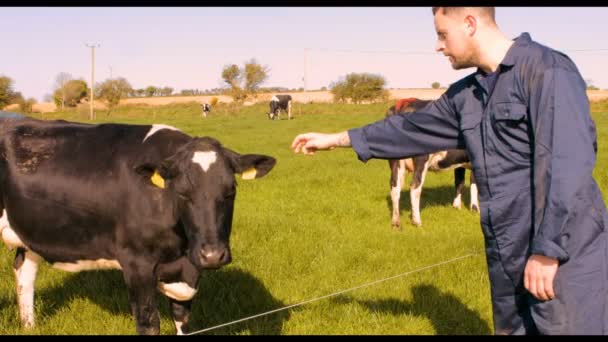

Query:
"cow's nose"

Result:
[[199, 247, 231, 268]]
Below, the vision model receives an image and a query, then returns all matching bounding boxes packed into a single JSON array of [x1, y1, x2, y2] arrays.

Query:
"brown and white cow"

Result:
[[386, 98, 479, 229]]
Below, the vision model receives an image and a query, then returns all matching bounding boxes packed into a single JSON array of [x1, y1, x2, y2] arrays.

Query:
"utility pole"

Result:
[[85, 43, 100, 120], [109, 65, 113, 80], [304, 48, 309, 92]]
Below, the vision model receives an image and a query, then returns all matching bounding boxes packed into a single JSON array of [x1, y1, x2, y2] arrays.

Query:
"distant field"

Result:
[[1, 101, 606, 335], [10, 88, 608, 113]]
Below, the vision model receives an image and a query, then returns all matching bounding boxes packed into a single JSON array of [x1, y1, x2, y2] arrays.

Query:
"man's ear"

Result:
[[223, 148, 277, 180], [464, 14, 477, 36]]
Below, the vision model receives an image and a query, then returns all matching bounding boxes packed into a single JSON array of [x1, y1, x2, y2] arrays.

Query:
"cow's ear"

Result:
[[223, 148, 276, 180], [134, 162, 178, 189]]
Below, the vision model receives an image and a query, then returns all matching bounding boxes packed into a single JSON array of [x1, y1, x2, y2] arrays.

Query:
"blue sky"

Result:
[[2, 7, 608, 102]]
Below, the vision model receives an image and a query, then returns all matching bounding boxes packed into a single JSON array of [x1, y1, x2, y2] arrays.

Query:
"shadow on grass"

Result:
[[331, 283, 491, 335], [1, 267, 288, 335]]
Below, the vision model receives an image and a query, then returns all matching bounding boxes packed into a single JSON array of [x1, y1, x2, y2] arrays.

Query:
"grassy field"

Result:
[[1, 101, 606, 335]]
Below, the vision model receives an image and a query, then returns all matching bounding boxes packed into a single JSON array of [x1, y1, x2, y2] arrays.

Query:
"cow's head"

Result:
[[136, 137, 276, 270]]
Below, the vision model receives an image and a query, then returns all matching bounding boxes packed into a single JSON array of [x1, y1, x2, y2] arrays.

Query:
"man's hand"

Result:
[[524, 254, 559, 301], [291, 132, 351, 155]]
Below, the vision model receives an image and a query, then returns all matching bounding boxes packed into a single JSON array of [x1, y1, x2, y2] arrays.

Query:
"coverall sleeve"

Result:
[[529, 66, 597, 262], [347, 93, 462, 162]]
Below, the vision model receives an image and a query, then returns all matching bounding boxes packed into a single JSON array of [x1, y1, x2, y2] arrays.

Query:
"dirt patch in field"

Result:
[[6, 89, 608, 113]]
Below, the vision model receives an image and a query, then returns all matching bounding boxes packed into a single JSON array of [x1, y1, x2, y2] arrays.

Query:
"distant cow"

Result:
[[201, 103, 211, 118], [268, 95, 292, 120], [0, 117, 276, 334], [386, 98, 479, 229]]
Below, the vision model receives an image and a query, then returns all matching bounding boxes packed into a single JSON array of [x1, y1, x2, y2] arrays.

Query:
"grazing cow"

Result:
[[0, 117, 276, 335], [201, 103, 211, 118], [386, 98, 479, 229], [268, 95, 292, 120]]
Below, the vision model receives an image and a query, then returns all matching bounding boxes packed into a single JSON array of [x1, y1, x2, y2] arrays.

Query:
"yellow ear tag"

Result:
[[241, 167, 257, 180], [151, 170, 165, 189]]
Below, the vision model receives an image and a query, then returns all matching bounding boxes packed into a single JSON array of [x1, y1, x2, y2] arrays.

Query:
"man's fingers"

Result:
[[536, 279, 548, 301], [528, 275, 538, 300], [291, 135, 306, 150], [544, 275, 555, 300]]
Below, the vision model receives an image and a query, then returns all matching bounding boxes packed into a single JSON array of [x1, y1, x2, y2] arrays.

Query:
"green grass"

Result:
[[1, 102, 606, 335]]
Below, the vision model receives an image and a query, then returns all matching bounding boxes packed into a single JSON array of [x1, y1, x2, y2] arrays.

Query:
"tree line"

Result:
[[7, 59, 600, 114]]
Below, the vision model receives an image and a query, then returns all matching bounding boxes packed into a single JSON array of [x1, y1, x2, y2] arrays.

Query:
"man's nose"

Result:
[[435, 41, 444, 52]]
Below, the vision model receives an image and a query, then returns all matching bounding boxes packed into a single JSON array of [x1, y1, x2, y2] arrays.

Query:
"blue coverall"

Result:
[[348, 33, 608, 335]]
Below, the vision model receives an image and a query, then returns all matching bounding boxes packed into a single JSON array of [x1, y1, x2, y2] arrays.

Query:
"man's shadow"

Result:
[[2, 267, 288, 335], [331, 283, 491, 335]]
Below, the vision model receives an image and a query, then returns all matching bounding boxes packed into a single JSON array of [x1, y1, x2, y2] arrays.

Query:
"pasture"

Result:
[[1, 101, 606, 335]]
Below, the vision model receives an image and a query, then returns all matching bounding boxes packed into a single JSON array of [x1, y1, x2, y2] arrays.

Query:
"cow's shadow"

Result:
[[330, 283, 491, 335], [21, 267, 288, 335]]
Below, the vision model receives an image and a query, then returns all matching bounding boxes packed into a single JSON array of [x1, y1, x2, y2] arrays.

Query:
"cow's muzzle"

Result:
[[197, 246, 231, 269]]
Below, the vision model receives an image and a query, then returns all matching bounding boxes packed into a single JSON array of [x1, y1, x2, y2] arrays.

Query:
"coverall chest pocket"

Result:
[[490, 102, 531, 156]]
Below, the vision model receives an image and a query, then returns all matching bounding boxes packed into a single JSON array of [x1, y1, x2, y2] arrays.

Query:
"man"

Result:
[[291, 7, 607, 335]]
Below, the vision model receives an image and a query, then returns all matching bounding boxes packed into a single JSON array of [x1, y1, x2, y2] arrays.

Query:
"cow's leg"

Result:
[[122, 263, 161, 335], [409, 156, 429, 227], [287, 101, 292, 120], [14, 248, 40, 328], [389, 159, 405, 230], [469, 170, 480, 213], [452, 167, 466, 209], [169, 298, 192, 335]]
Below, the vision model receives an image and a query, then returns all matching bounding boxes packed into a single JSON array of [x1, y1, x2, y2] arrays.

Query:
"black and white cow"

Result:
[[0, 117, 276, 335], [201, 103, 211, 118], [386, 98, 479, 229], [268, 95, 292, 120]]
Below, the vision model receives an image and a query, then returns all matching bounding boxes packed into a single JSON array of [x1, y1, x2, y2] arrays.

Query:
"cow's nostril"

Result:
[[199, 247, 230, 268]]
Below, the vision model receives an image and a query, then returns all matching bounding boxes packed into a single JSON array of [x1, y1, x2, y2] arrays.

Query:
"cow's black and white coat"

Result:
[[386, 99, 479, 229], [268, 95, 292, 120], [201, 103, 211, 118], [0, 117, 276, 334]]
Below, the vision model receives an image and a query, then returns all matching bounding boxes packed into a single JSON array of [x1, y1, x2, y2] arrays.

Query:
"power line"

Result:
[[307, 47, 608, 56]]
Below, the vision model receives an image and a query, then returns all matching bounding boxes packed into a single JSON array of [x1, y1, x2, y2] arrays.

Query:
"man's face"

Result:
[[434, 9, 476, 70]]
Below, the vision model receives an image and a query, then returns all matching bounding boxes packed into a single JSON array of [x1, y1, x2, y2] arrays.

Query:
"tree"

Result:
[[329, 73, 389, 104], [221, 60, 270, 102], [585, 79, 599, 90], [160, 87, 174, 97], [53, 79, 88, 108], [97, 77, 133, 115], [17, 97, 37, 113], [431, 82, 441, 89], [54, 72, 73, 111], [0, 75, 17, 109], [243, 59, 270, 98], [145, 86, 157, 97]]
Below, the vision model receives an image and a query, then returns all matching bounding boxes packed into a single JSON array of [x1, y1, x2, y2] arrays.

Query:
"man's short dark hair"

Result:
[[432, 7, 496, 23]]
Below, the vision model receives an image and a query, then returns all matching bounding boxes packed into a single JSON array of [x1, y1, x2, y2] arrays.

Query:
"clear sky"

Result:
[[2, 7, 608, 102]]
